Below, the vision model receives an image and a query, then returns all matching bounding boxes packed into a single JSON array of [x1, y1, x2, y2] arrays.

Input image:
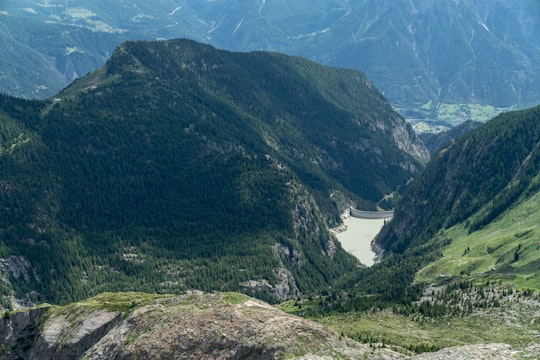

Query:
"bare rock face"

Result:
[[0, 256, 40, 310], [0, 292, 399, 360], [82, 293, 400, 360], [29, 308, 122, 360], [0, 292, 534, 360], [390, 117, 430, 163], [0, 306, 49, 359]]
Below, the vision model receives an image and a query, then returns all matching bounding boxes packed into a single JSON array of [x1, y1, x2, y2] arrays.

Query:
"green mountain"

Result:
[[278, 106, 540, 355], [375, 105, 540, 289], [1, 0, 539, 121], [0, 39, 427, 308]]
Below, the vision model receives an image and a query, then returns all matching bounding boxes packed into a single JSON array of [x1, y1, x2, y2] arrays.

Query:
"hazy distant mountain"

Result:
[[0, 39, 426, 307], [0, 13, 120, 99], [419, 120, 483, 155], [1, 0, 539, 119]]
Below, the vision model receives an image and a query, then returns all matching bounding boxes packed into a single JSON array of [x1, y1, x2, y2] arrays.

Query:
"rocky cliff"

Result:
[[0, 292, 400, 360], [0, 292, 532, 360]]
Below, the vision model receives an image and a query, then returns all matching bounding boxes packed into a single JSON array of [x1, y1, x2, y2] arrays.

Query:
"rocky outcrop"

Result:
[[390, 118, 430, 163], [0, 256, 40, 310], [82, 294, 389, 360], [0, 306, 49, 360], [0, 292, 399, 360], [29, 308, 122, 360], [0, 292, 533, 359]]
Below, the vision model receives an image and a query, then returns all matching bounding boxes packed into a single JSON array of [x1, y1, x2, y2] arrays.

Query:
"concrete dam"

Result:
[[349, 208, 394, 219]]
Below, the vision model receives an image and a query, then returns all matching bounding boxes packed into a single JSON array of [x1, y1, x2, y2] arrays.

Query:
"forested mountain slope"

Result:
[[294, 106, 540, 355], [375, 105, 540, 288], [0, 39, 427, 308]]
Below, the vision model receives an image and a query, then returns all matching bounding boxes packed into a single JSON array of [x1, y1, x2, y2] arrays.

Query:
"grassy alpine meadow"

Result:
[[415, 187, 540, 290]]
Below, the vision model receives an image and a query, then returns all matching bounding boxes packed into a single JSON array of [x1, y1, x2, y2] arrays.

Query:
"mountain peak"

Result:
[[1, 39, 425, 307]]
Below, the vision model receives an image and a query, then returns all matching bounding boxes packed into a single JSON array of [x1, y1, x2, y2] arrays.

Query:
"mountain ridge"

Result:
[[0, 39, 426, 308], [375, 105, 540, 289]]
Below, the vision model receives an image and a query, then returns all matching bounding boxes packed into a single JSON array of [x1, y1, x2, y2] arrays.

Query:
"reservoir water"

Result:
[[335, 215, 386, 266]]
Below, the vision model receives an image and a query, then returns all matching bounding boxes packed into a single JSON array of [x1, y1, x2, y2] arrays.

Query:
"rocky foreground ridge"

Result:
[[0, 292, 532, 360]]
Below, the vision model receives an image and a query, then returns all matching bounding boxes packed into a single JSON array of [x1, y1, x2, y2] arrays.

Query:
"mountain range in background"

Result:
[[1, 2, 540, 358], [1, 0, 540, 125]]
